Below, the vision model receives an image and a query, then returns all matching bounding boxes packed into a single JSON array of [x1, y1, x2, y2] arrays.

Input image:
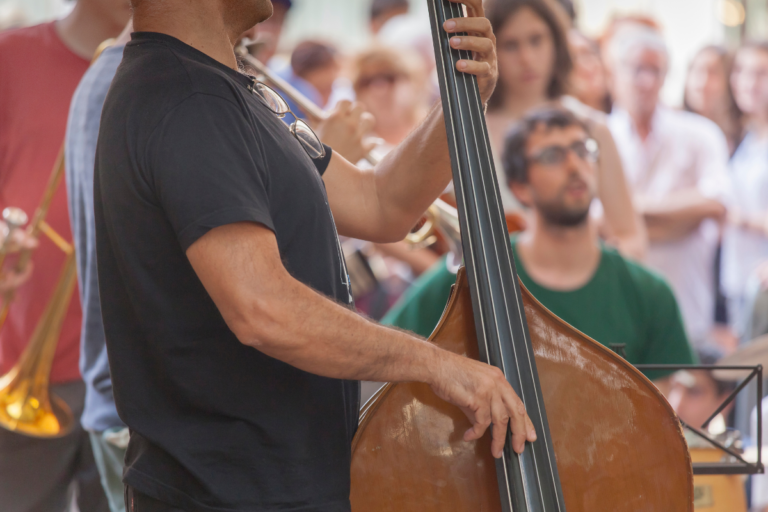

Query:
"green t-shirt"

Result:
[[382, 238, 695, 380]]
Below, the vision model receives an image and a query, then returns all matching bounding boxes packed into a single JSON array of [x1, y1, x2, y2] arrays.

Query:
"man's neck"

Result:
[[627, 106, 657, 142], [133, 1, 246, 70], [55, 0, 128, 60], [515, 216, 602, 291]]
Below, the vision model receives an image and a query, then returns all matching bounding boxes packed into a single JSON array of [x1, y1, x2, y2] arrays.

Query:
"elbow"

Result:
[[371, 212, 421, 244], [226, 296, 287, 352]]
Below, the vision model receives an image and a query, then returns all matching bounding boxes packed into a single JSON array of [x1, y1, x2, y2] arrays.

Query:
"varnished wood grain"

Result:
[[351, 269, 693, 511]]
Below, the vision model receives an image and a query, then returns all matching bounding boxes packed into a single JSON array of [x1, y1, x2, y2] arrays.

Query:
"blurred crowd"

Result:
[[1, 0, 768, 510]]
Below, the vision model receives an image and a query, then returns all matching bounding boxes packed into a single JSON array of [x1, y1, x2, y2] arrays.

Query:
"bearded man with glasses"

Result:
[[93, 0, 542, 511], [384, 108, 695, 390]]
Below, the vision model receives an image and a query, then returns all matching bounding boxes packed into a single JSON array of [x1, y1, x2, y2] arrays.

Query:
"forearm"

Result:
[[370, 104, 453, 239], [639, 192, 725, 242], [593, 124, 647, 259], [236, 271, 447, 383], [729, 209, 768, 237]]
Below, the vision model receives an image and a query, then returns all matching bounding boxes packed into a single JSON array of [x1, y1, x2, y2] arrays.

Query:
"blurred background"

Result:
[[4, 0, 768, 105]]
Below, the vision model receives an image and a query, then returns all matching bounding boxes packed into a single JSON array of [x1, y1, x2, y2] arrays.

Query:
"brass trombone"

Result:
[[0, 39, 114, 438], [0, 146, 77, 438]]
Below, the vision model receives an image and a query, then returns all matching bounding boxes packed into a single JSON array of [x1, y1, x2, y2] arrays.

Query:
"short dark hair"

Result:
[[370, 0, 409, 20], [501, 108, 587, 185], [486, 0, 573, 111], [290, 41, 338, 78]]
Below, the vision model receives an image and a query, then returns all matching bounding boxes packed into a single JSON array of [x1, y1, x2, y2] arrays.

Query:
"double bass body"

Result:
[[350, 269, 694, 511]]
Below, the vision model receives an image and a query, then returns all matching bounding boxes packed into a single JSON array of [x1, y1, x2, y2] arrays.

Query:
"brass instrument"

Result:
[[0, 39, 114, 438], [234, 47, 381, 167], [405, 197, 528, 271], [0, 146, 77, 437], [405, 199, 463, 272]]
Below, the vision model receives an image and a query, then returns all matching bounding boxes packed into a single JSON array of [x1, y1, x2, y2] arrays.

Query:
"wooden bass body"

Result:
[[350, 269, 694, 511]]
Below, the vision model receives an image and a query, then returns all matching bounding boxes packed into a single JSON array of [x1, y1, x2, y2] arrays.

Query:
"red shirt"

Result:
[[0, 22, 89, 383]]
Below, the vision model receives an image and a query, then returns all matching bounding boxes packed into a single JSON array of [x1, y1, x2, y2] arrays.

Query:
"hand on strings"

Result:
[[444, 0, 499, 105], [316, 100, 378, 164], [429, 351, 537, 457]]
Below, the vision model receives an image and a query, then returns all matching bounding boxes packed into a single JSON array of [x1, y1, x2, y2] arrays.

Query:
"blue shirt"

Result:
[[65, 44, 126, 432]]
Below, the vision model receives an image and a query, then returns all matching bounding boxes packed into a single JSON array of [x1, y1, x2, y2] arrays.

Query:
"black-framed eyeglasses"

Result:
[[247, 79, 326, 160], [528, 139, 599, 167]]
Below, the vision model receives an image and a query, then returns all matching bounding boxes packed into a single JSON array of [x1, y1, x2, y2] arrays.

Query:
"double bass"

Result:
[[349, 1, 694, 510]]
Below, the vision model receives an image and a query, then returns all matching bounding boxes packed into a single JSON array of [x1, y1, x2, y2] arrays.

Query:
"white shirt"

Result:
[[722, 132, 768, 302], [608, 106, 731, 344]]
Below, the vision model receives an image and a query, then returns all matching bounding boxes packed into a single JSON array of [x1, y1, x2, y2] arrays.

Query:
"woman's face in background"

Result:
[[355, 66, 422, 126], [685, 49, 728, 117], [731, 47, 768, 117], [569, 31, 608, 109], [495, 7, 555, 100]]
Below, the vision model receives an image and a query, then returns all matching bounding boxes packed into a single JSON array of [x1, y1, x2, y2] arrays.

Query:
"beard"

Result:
[[538, 201, 591, 227], [534, 179, 593, 228]]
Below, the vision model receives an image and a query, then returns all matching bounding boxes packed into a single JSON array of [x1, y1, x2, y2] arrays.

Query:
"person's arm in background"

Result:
[[637, 124, 730, 244], [315, 100, 378, 165], [590, 121, 647, 260], [639, 190, 726, 243]]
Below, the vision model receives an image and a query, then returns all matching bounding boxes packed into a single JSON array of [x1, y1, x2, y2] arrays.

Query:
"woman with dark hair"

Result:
[[484, 0, 646, 259], [684, 45, 742, 153]]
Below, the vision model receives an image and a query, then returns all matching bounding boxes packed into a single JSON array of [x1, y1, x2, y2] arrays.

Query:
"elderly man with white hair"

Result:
[[607, 26, 731, 347]]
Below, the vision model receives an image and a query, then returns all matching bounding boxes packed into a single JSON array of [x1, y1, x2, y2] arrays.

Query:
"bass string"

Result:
[[428, 0, 515, 509], [436, 0, 524, 509], [440, 0, 526, 508], [449, 2, 562, 507], [442, 1, 561, 509]]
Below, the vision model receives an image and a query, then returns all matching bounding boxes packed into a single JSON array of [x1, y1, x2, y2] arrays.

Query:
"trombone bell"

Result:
[[0, 238, 78, 438]]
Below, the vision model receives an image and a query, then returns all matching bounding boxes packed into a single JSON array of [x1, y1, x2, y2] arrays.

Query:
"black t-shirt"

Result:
[[94, 32, 359, 512]]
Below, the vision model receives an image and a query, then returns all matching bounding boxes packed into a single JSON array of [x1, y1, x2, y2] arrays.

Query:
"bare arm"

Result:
[[590, 121, 647, 259], [186, 222, 537, 456], [638, 190, 726, 243], [323, 0, 498, 243]]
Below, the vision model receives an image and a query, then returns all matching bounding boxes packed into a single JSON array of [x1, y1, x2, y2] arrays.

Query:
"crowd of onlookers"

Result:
[[258, 0, 768, 507]]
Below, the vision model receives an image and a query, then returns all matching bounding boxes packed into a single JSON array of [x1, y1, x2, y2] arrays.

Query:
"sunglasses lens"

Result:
[[292, 120, 325, 159], [255, 83, 290, 116]]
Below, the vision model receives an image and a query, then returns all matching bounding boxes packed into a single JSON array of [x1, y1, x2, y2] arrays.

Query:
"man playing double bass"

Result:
[[94, 1, 537, 510]]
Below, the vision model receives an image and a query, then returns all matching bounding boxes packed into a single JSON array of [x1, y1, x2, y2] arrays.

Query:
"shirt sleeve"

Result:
[[314, 144, 333, 175], [147, 93, 275, 251], [636, 269, 697, 380]]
